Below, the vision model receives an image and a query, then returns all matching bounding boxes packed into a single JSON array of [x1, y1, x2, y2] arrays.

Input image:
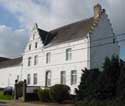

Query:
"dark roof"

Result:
[[0, 57, 10, 63], [0, 57, 22, 69], [38, 29, 55, 46], [38, 17, 95, 47]]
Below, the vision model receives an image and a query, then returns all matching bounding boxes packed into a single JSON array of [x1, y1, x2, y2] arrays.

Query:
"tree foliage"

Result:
[[76, 55, 124, 101]]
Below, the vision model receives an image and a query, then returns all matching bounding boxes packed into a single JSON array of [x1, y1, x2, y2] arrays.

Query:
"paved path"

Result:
[[0, 100, 73, 106]]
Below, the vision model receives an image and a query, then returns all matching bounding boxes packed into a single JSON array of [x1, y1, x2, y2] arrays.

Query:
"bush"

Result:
[[75, 97, 125, 106], [36, 88, 51, 102], [50, 84, 70, 103]]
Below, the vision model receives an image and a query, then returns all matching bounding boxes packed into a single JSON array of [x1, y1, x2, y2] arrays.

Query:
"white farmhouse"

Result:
[[0, 4, 119, 93]]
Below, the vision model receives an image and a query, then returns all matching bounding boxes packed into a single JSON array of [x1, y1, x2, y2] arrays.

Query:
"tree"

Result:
[[96, 56, 121, 99], [75, 68, 100, 100], [117, 62, 125, 97]]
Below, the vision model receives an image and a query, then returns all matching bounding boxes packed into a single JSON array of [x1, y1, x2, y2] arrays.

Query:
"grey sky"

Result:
[[0, 0, 124, 59]]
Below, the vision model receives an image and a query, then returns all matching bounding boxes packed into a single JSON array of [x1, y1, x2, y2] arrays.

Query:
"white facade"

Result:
[[0, 4, 119, 94], [0, 58, 22, 88]]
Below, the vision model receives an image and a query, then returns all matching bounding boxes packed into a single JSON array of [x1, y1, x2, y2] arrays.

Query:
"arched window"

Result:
[[45, 71, 51, 87], [60, 71, 66, 84], [71, 70, 77, 85]]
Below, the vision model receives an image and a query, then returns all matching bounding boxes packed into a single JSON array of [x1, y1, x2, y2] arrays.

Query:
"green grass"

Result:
[[0, 91, 13, 100]]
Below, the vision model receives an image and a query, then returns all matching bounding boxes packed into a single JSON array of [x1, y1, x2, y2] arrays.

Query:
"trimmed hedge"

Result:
[[50, 84, 71, 103], [34, 84, 71, 103], [35, 88, 51, 102]]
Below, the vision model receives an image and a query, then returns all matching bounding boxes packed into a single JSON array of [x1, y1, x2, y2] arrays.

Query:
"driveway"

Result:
[[0, 100, 73, 106]]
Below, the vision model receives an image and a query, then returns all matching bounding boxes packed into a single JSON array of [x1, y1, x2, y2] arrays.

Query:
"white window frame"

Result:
[[33, 73, 37, 85], [71, 70, 77, 85], [45, 71, 51, 87], [28, 57, 31, 66], [34, 55, 38, 65], [66, 48, 72, 61], [27, 74, 31, 85], [46, 52, 51, 64], [35, 42, 38, 48], [60, 71, 66, 85]]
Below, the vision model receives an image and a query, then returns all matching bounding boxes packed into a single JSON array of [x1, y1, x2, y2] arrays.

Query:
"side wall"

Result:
[[90, 13, 119, 69], [0, 65, 22, 88]]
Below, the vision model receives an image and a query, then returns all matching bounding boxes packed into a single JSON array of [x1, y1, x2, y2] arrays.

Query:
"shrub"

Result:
[[50, 84, 70, 103], [36, 88, 51, 102]]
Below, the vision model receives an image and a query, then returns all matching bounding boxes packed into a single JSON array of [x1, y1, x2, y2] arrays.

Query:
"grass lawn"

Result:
[[0, 91, 13, 100]]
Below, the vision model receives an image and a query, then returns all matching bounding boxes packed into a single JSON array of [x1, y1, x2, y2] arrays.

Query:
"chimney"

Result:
[[94, 4, 102, 19]]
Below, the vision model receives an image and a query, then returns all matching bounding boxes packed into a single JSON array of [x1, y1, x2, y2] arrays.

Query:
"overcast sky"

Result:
[[0, 0, 124, 59]]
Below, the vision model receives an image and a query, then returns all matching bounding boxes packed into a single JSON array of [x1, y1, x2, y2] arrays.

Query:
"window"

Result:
[[27, 74, 31, 85], [34, 55, 38, 65], [60, 71, 66, 84], [35, 42, 38, 48], [28, 57, 31, 66], [46, 52, 51, 64], [33, 73, 37, 85], [71, 70, 77, 85], [66, 48, 72, 61], [45, 71, 51, 87], [29, 44, 31, 50]]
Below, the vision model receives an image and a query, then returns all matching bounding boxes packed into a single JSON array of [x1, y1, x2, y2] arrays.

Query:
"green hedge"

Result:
[[34, 84, 70, 103], [50, 84, 70, 103]]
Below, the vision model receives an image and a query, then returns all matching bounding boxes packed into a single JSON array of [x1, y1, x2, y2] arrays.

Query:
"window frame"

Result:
[[28, 57, 31, 66], [45, 71, 51, 87], [46, 52, 51, 64], [71, 70, 77, 85], [34, 55, 38, 65], [33, 73, 38, 85], [66, 48, 72, 61], [35, 42, 38, 48], [60, 71, 66, 85], [27, 74, 31, 85]]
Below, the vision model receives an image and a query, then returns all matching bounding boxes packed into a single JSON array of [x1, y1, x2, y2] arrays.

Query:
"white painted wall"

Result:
[[90, 12, 119, 69], [23, 29, 89, 93], [0, 64, 22, 88]]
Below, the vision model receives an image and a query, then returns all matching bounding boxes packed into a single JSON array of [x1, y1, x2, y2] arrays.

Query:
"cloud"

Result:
[[0, 25, 28, 58], [0, 0, 124, 58]]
